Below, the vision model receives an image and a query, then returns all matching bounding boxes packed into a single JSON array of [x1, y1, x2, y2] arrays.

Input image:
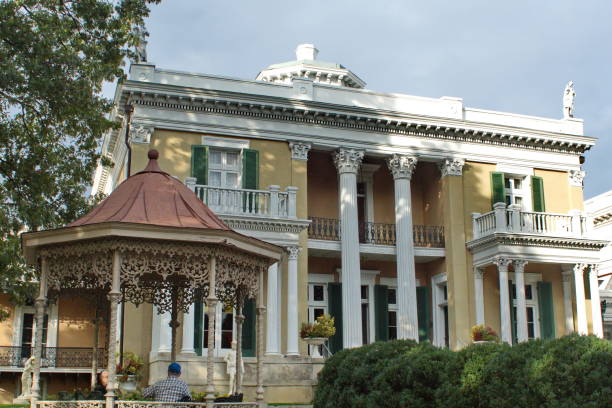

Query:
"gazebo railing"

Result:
[[37, 402, 258, 408], [0, 346, 107, 368]]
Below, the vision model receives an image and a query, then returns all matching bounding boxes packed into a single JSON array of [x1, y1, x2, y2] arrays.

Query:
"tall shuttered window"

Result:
[[417, 286, 431, 343], [193, 303, 235, 357], [510, 282, 540, 342], [327, 283, 343, 354], [308, 283, 329, 356], [490, 172, 545, 212]]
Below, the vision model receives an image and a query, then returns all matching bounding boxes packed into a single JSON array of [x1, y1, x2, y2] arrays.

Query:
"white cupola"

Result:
[[256, 44, 366, 89]]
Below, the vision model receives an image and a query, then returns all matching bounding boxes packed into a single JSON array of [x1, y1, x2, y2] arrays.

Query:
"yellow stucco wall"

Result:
[[307, 151, 338, 219], [0, 295, 14, 346], [534, 168, 573, 213], [57, 297, 107, 348]]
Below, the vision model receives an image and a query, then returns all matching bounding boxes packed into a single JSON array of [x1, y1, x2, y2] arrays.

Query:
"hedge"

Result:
[[313, 335, 611, 408]]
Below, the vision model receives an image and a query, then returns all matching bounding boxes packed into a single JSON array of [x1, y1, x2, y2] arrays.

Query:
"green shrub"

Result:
[[313, 335, 612, 408], [313, 339, 418, 408], [529, 334, 612, 407]]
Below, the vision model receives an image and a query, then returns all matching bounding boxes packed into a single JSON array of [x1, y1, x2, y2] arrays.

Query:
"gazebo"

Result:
[[21, 150, 284, 408]]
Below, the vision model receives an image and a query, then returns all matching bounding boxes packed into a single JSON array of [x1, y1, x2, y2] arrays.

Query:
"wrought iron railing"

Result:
[[0, 346, 107, 368], [38, 403, 257, 408], [308, 217, 445, 248]]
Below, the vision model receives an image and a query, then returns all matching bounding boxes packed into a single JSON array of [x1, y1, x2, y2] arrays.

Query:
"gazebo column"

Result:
[[256, 269, 266, 406], [169, 288, 180, 362], [235, 304, 245, 395], [106, 251, 122, 408], [205, 256, 217, 406], [30, 257, 48, 408]]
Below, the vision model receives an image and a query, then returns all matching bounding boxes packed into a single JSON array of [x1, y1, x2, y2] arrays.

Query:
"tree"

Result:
[[0, 0, 160, 310]]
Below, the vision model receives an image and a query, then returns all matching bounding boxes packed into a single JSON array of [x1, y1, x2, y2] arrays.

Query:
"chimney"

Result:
[[295, 44, 318, 61]]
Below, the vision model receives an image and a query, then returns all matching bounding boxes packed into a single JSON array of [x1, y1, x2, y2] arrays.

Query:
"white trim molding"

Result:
[[202, 135, 250, 149]]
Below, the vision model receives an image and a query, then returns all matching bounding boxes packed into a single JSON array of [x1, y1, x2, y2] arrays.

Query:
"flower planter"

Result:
[[473, 340, 494, 345], [118, 375, 138, 393], [302, 337, 327, 358]]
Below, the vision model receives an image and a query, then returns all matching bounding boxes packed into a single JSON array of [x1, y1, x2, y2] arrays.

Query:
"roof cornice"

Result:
[[121, 83, 595, 155]]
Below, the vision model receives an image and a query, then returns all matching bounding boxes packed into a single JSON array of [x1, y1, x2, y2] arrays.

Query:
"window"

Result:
[[432, 274, 449, 348], [505, 176, 525, 208], [361, 285, 370, 345], [308, 283, 328, 356], [208, 149, 241, 189], [199, 303, 235, 356], [510, 282, 540, 341], [387, 288, 398, 340]]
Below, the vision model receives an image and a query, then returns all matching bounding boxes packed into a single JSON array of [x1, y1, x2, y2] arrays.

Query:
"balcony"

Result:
[[468, 203, 606, 267], [308, 217, 445, 248], [0, 346, 107, 369], [472, 203, 591, 240]]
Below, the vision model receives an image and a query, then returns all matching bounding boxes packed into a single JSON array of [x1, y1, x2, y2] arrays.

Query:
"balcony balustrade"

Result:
[[185, 178, 297, 219], [472, 203, 592, 240], [0, 346, 107, 368], [308, 217, 445, 248]]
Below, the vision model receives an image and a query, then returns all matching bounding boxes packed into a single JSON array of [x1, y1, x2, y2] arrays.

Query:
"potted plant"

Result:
[[471, 324, 499, 344], [116, 352, 144, 392], [300, 314, 336, 358]]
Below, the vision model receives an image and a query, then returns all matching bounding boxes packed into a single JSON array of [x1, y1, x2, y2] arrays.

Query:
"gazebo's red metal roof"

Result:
[[69, 150, 230, 230]]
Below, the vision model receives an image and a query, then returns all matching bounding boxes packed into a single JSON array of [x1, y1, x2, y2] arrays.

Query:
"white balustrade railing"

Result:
[[184, 178, 297, 219], [472, 203, 591, 240]]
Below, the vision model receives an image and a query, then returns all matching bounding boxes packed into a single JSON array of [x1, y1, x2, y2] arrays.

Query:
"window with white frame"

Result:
[[432, 273, 449, 348], [200, 303, 235, 356], [387, 287, 398, 340], [510, 281, 540, 340], [308, 283, 328, 323], [208, 149, 241, 189], [504, 176, 526, 208]]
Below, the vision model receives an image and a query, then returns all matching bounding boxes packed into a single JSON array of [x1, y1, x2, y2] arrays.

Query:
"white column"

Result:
[[494, 257, 513, 344], [561, 266, 575, 334], [334, 148, 364, 348], [181, 303, 196, 354], [387, 154, 419, 341], [266, 262, 281, 356], [474, 267, 485, 326], [286, 247, 300, 355], [514, 260, 528, 342], [589, 265, 604, 338], [573, 263, 588, 335], [157, 310, 172, 353]]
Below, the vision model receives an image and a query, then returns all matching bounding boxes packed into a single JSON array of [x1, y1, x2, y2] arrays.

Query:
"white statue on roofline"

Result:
[[563, 81, 575, 119]]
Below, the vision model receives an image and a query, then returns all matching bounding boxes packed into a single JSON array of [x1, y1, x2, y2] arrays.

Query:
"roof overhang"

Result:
[[21, 222, 284, 266]]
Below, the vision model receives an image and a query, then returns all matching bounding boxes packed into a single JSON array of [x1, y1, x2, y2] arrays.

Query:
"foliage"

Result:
[[313, 335, 612, 408], [0, 0, 160, 316], [117, 351, 144, 377], [300, 314, 336, 338], [471, 324, 499, 342], [117, 390, 147, 401]]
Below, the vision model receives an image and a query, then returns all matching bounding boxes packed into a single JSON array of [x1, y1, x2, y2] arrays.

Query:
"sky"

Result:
[[106, 0, 612, 199]]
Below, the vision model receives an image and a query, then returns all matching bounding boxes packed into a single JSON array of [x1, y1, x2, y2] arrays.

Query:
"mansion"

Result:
[[0, 44, 607, 404]]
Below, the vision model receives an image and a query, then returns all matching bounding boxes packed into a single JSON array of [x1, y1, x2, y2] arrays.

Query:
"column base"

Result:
[[264, 352, 282, 357], [179, 350, 197, 356]]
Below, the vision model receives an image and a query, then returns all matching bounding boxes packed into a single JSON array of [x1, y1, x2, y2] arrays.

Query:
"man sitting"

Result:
[[143, 362, 191, 402]]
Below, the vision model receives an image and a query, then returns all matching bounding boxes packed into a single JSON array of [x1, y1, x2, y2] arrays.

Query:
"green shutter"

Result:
[[416, 286, 430, 342], [510, 284, 517, 345], [537, 282, 556, 340], [374, 285, 389, 342], [491, 172, 505, 207], [194, 302, 203, 356], [242, 149, 259, 189], [328, 283, 343, 353], [241, 298, 256, 357], [531, 176, 545, 212], [191, 145, 208, 185], [242, 149, 259, 213]]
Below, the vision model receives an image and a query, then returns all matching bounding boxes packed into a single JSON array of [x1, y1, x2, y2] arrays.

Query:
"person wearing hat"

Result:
[[143, 362, 191, 402]]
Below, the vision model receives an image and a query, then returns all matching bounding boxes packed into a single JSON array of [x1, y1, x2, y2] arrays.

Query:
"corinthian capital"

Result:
[[493, 256, 512, 272], [387, 154, 417, 180], [334, 148, 364, 174], [569, 170, 585, 187], [289, 142, 311, 161], [439, 158, 465, 177], [130, 123, 154, 144]]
